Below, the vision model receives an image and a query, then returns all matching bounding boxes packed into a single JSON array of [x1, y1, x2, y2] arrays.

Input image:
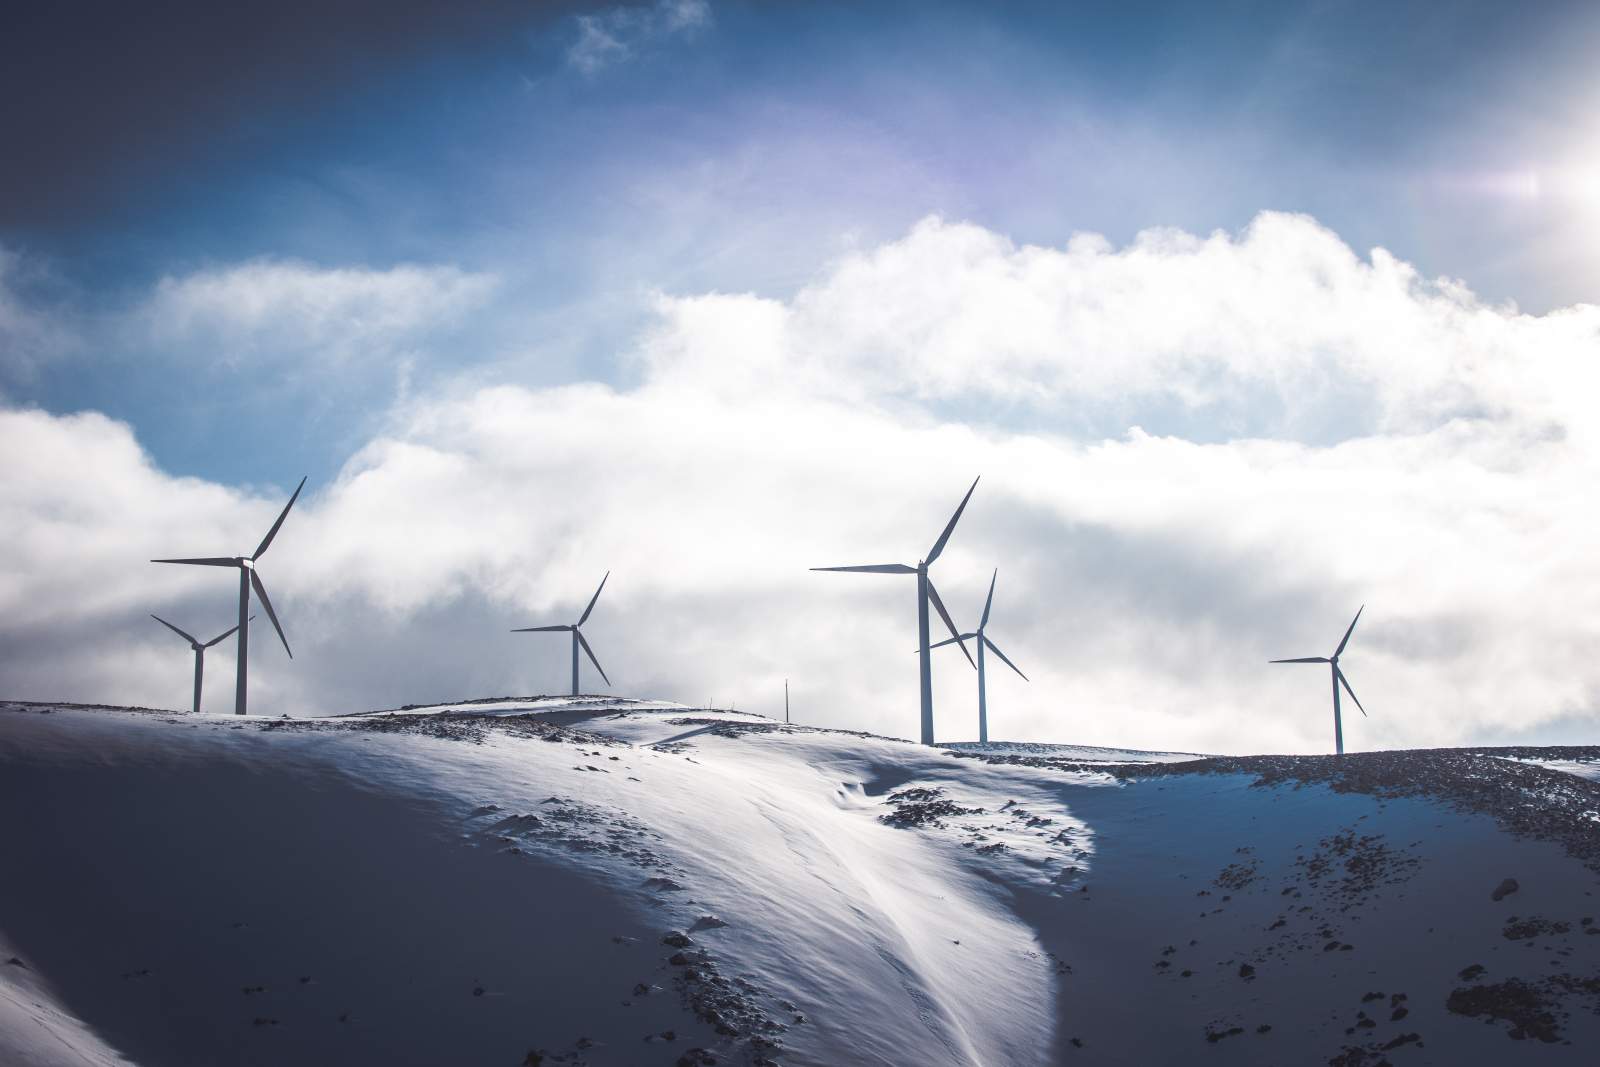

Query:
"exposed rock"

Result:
[[1446, 978, 1562, 1042], [879, 787, 983, 829], [1502, 917, 1570, 941], [1203, 1021, 1244, 1043]]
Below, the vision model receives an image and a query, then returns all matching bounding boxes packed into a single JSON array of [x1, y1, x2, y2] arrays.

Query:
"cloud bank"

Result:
[[3, 212, 1598, 753]]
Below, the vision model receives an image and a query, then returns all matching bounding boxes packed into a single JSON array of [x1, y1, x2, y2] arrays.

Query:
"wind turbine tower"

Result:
[[512, 572, 612, 696], [1271, 606, 1368, 755], [152, 477, 305, 716], [812, 478, 979, 745], [149, 614, 250, 715], [927, 569, 1028, 743]]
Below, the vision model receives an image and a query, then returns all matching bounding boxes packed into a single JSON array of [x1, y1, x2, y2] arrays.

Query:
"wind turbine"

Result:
[[926, 569, 1028, 744], [149, 614, 251, 715], [812, 477, 978, 746], [1271, 606, 1367, 755], [152, 476, 305, 716], [512, 572, 612, 696]]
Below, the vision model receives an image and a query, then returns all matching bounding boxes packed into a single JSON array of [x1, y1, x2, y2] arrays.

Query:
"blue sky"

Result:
[[3, 1, 1600, 749], [7, 0, 1599, 484]]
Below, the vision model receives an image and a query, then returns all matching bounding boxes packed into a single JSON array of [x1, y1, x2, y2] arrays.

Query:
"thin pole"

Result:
[[917, 565, 934, 745], [976, 634, 988, 744], [1331, 663, 1344, 755], [235, 567, 250, 716]]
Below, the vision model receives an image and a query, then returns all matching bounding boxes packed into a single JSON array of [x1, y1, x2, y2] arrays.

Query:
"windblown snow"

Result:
[[2, 699, 1598, 1066]]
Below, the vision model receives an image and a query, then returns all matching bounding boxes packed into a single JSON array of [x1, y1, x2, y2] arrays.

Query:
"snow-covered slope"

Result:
[[2, 699, 1599, 1066], [1, 929, 126, 1067]]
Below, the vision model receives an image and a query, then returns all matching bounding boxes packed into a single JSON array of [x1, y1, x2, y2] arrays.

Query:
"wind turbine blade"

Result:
[[510, 625, 572, 633], [926, 580, 976, 668], [921, 633, 978, 652], [208, 620, 244, 646], [150, 614, 198, 644], [979, 568, 997, 629], [1334, 604, 1364, 658], [925, 476, 980, 565], [984, 635, 1029, 681], [250, 570, 292, 658], [1336, 665, 1367, 717], [810, 564, 917, 574], [253, 476, 307, 559], [575, 630, 610, 686], [1269, 657, 1329, 664], [203, 616, 251, 647], [151, 557, 238, 567], [578, 571, 609, 626]]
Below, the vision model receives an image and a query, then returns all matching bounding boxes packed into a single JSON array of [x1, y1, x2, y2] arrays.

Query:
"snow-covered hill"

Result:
[[3, 698, 1599, 1066]]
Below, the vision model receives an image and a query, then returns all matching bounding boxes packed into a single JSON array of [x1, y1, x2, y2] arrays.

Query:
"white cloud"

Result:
[[643, 213, 1598, 445], [567, 0, 712, 75], [4, 212, 1600, 754], [146, 259, 496, 367]]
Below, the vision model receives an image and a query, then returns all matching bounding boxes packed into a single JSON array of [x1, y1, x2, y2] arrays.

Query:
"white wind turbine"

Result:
[[512, 572, 612, 696], [151, 476, 305, 716], [1271, 606, 1368, 755], [926, 569, 1027, 743], [812, 478, 978, 745]]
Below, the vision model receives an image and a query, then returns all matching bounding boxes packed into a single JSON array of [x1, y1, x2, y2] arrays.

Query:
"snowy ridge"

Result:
[[3, 699, 1600, 1066], [347, 695, 701, 718], [1491, 755, 1600, 784], [940, 740, 1206, 764]]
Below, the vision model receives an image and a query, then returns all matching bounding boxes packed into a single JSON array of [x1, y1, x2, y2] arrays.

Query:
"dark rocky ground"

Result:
[[951, 746, 1600, 873]]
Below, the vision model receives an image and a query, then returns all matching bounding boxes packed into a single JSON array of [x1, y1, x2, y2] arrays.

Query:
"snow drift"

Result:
[[2, 698, 1598, 1066]]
